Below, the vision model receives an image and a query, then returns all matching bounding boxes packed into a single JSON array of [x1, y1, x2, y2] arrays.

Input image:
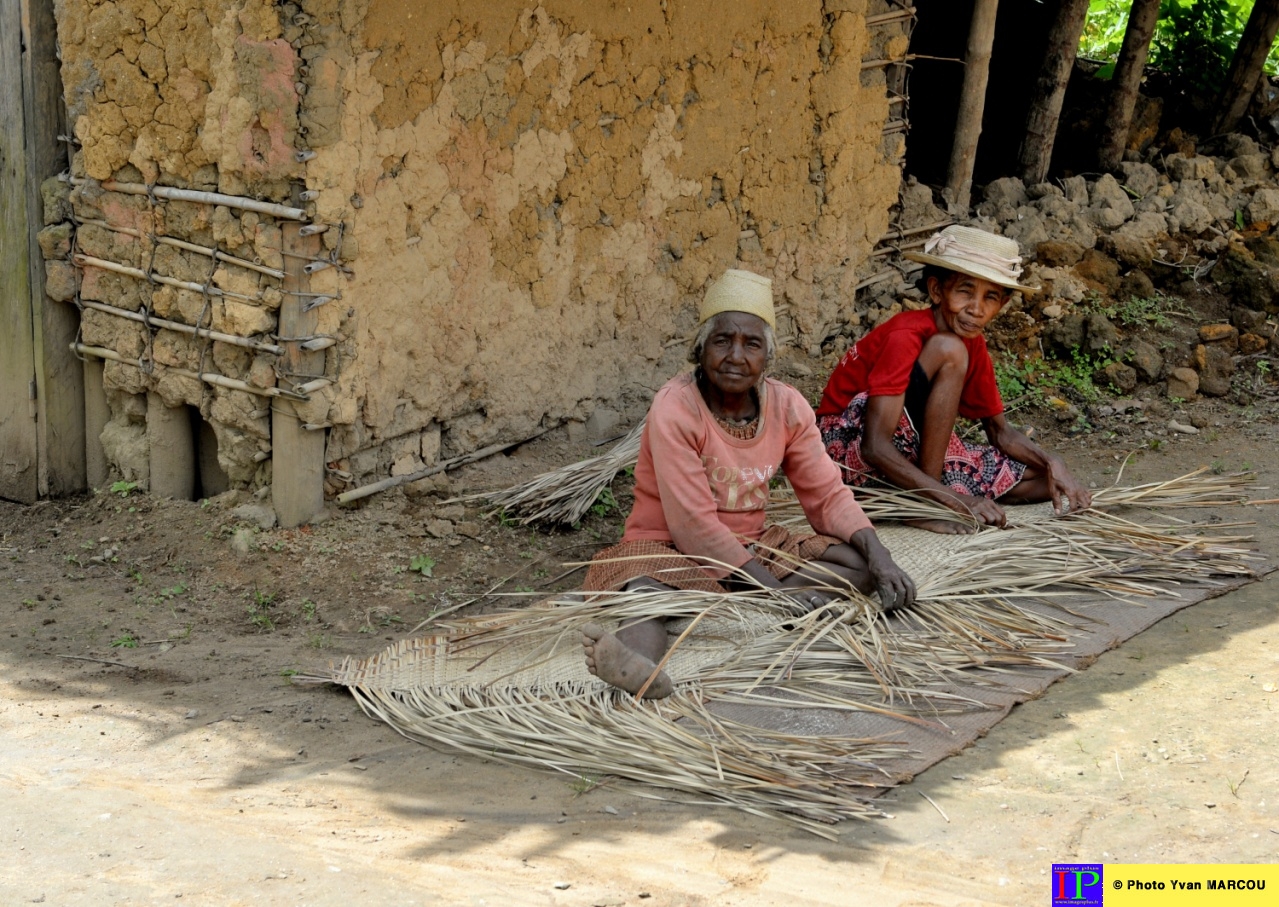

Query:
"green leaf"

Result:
[[410, 554, 436, 577]]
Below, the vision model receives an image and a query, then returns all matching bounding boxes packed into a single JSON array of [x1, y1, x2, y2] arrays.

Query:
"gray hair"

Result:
[[688, 311, 777, 365]]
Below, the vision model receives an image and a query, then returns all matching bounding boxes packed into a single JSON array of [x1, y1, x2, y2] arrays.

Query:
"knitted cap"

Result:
[[903, 224, 1036, 293], [698, 268, 775, 327]]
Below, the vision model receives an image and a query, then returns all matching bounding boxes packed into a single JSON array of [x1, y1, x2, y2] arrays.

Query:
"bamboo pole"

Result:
[[71, 343, 307, 401], [65, 176, 309, 221], [946, 0, 1000, 211], [76, 299, 283, 354], [72, 252, 268, 303], [866, 10, 916, 28], [78, 218, 285, 279], [336, 427, 556, 505]]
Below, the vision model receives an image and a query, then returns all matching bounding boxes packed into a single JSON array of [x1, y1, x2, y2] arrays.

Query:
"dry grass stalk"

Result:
[[457, 420, 646, 526], [315, 471, 1263, 835]]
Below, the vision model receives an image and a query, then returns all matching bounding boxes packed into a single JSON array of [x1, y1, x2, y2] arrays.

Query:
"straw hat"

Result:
[[698, 268, 775, 328], [904, 225, 1036, 293]]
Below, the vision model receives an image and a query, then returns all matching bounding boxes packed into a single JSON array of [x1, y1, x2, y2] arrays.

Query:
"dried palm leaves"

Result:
[[456, 420, 646, 526], [316, 471, 1263, 836]]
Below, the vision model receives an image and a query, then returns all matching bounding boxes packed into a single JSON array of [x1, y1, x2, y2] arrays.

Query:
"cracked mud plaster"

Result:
[[312, 0, 902, 468], [52, 0, 904, 486]]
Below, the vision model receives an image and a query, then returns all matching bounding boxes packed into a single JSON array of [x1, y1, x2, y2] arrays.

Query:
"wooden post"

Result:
[[1018, 0, 1091, 185], [83, 359, 110, 489], [0, 0, 39, 503], [946, 0, 1001, 211], [1097, 0, 1162, 173], [272, 223, 326, 528], [24, 0, 80, 496], [1213, 0, 1279, 136], [147, 392, 195, 500]]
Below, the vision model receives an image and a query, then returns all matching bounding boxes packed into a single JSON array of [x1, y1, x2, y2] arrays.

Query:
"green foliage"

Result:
[[110, 633, 138, 648], [109, 480, 138, 497], [995, 348, 1110, 407], [589, 487, 618, 519], [246, 589, 277, 631], [1080, 0, 1279, 90], [299, 598, 317, 621], [410, 554, 436, 577], [1080, 0, 1133, 66], [1086, 292, 1179, 329]]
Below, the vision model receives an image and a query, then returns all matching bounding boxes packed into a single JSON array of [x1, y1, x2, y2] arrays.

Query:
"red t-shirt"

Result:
[[815, 309, 1004, 420]]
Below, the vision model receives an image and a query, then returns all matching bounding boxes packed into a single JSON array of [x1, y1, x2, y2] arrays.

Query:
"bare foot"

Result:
[[581, 622, 674, 699], [905, 518, 979, 535]]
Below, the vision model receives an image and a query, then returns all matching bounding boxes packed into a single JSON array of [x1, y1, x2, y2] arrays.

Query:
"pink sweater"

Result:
[[622, 374, 873, 576]]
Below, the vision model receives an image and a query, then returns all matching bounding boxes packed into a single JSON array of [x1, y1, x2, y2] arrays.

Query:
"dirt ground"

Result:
[[4, 374, 1279, 905]]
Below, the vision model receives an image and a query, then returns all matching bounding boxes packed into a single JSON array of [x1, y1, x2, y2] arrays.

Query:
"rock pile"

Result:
[[864, 135, 1279, 402]]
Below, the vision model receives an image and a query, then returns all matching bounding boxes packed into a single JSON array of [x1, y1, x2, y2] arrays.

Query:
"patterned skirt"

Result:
[[817, 392, 1025, 499], [581, 525, 840, 593]]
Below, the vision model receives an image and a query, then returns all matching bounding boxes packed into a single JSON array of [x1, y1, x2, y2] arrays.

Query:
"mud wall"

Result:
[[47, 0, 908, 493]]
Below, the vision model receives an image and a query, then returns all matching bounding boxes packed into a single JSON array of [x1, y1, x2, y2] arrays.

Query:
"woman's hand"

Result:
[[1047, 459, 1092, 514], [954, 493, 1006, 528], [852, 528, 917, 612]]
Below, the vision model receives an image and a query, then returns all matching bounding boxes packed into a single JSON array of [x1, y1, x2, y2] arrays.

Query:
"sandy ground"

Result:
[[3, 413, 1279, 906]]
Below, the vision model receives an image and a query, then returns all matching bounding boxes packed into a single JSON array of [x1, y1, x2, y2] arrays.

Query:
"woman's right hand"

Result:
[[954, 493, 1006, 528]]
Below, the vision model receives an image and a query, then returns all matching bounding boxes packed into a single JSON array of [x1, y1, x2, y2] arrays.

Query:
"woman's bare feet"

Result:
[[581, 622, 674, 699]]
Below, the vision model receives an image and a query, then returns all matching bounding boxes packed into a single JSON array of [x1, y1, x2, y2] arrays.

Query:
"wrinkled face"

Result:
[[699, 312, 769, 396], [928, 271, 1010, 339]]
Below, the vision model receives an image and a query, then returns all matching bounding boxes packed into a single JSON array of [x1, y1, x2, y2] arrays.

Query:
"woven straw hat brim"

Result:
[[903, 250, 1037, 294]]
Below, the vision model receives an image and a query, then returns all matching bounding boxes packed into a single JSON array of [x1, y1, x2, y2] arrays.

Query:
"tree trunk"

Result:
[[1018, 0, 1091, 185], [1213, 0, 1279, 135], [1096, 0, 1162, 172], [946, 0, 1001, 211]]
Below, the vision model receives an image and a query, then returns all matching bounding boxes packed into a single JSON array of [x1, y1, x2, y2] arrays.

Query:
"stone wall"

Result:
[[45, 0, 909, 493]]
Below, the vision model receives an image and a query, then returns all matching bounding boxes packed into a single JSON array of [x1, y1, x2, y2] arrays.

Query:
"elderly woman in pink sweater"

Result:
[[580, 269, 914, 699]]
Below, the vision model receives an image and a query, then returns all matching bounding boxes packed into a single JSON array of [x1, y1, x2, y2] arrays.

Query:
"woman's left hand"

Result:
[[852, 528, 916, 612]]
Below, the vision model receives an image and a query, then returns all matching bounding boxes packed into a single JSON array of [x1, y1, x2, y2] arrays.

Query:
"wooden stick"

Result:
[[877, 220, 951, 242], [73, 253, 262, 303], [855, 269, 898, 291], [77, 299, 282, 354], [336, 427, 557, 505], [66, 176, 309, 221], [918, 790, 950, 823], [866, 9, 916, 27], [53, 654, 137, 669], [78, 218, 285, 279], [71, 343, 307, 401]]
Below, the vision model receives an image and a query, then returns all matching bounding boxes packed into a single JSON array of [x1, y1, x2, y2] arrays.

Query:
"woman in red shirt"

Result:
[[817, 225, 1090, 533], [580, 268, 914, 698]]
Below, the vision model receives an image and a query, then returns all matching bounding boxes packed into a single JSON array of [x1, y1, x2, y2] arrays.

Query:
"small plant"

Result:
[[589, 487, 619, 519], [496, 509, 519, 528], [21, 599, 37, 610], [279, 668, 298, 678], [409, 554, 436, 577], [158, 582, 188, 600], [299, 598, 317, 621], [246, 589, 277, 631], [110, 633, 138, 648], [570, 772, 602, 795], [307, 633, 332, 650], [110, 480, 138, 497]]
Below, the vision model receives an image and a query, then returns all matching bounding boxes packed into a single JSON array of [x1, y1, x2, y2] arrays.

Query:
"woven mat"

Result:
[[704, 570, 1271, 787], [323, 498, 1266, 832]]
